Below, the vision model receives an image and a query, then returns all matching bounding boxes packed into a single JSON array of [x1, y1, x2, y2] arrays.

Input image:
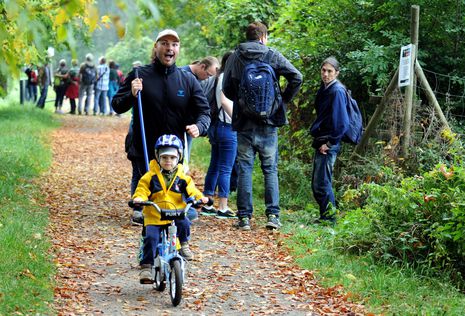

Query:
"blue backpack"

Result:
[[237, 50, 281, 122], [342, 89, 363, 145]]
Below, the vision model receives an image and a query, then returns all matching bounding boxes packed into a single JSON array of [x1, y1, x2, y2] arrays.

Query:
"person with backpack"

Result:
[[223, 21, 302, 231], [78, 53, 97, 115], [201, 51, 237, 218], [309, 57, 350, 224]]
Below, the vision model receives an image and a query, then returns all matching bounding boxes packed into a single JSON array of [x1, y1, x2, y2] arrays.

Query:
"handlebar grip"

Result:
[[207, 197, 214, 206]]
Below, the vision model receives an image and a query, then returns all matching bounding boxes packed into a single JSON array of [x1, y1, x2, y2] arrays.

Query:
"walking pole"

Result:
[[135, 67, 150, 172], [183, 132, 190, 174]]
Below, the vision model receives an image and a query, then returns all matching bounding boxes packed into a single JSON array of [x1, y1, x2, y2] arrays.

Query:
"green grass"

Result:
[[0, 100, 59, 315], [283, 222, 465, 315]]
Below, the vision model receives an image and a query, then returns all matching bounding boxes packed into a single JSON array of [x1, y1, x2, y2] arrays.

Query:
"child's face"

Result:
[[159, 154, 178, 171]]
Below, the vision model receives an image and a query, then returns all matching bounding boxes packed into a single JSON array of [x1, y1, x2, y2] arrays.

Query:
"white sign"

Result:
[[399, 44, 414, 87], [47, 47, 55, 58]]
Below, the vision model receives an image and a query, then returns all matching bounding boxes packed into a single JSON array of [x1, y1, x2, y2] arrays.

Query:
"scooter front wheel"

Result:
[[169, 260, 183, 306]]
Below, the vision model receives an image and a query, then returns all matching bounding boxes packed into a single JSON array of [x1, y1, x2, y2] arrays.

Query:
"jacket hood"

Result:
[[237, 41, 269, 60]]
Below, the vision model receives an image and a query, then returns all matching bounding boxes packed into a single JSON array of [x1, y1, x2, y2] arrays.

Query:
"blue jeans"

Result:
[[204, 122, 237, 198], [36, 85, 48, 108], [108, 81, 119, 113], [312, 143, 340, 219], [140, 221, 191, 265], [94, 89, 108, 114], [236, 125, 279, 219]]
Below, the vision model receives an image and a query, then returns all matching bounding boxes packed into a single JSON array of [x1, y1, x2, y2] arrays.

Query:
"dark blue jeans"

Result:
[[36, 85, 48, 108], [312, 143, 340, 220], [140, 220, 191, 265], [204, 122, 237, 198], [236, 125, 280, 219]]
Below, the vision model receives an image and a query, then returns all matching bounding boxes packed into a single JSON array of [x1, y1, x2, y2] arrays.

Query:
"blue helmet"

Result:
[[154, 134, 183, 161]]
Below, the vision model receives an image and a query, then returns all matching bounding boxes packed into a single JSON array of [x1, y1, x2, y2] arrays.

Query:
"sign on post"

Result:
[[399, 44, 414, 87]]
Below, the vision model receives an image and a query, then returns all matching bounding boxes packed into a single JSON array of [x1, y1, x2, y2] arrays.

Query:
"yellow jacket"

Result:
[[132, 160, 204, 226]]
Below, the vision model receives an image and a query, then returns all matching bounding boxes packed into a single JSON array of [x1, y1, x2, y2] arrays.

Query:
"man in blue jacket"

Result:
[[223, 21, 302, 231], [310, 57, 349, 223], [112, 29, 210, 224]]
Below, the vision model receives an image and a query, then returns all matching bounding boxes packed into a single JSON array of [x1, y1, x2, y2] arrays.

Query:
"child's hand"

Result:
[[201, 197, 209, 204], [133, 197, 144, 203]]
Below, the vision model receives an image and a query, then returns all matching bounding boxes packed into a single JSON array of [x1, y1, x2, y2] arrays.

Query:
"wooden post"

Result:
[[401, 5, 420, 156], [415, 60, 450, 129], [351, 69, 399, 159]]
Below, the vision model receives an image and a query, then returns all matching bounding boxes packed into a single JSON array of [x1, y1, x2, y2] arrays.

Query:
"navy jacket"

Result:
[[223, 40, 302, 131], [310, 80, 349, 148], [112, 58, 210, 160]]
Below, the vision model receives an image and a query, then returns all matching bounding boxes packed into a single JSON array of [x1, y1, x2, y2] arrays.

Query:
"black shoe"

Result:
[[266, 215, 282, 230], [131, 210, 144, 226], [200, 205, 217, 216], [216, 208, 237, 219], [235, 217, 250, 231]]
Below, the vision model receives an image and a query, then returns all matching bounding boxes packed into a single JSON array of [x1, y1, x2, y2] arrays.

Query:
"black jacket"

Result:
[[112, 58, 210, 160], [223, 40, 302, 131]]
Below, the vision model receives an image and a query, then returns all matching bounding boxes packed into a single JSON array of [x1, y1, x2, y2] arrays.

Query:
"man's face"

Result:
[[197, 64, 218, 81], [154, 35, 180, 67], [320, 63, 339, 85]]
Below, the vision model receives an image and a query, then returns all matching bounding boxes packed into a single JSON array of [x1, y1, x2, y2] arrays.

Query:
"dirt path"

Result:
[[43, 115, 365, 315]]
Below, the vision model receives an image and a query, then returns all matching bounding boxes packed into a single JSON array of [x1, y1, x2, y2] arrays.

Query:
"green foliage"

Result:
[[0, 102, 59, 315], [336, 162, 465, 283], [105, 36, 154, 75]]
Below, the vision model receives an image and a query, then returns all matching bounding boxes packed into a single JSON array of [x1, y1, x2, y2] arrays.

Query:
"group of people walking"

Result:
[[27, 54, 124, 115], [110, 22, 350, 283]]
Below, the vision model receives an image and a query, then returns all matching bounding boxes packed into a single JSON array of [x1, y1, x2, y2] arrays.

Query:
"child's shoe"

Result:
[[180, 242, 194, 261], [139, 264, 153, 284]]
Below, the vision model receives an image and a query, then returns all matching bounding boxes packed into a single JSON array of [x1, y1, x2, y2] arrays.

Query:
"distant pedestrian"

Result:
[[65, 59, 80, 114], [78, 53, 97, 115], [53, 59, 68, 114], [94, 56, 110, 115], [36, 60, 52, 109], [310, 57, 349, 224], [108, 60, 119, 115], [25, 64, 38, 102], [223, 21, 303, 230]]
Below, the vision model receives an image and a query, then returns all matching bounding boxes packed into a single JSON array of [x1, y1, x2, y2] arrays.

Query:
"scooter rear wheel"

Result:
[[154, 266, 166, 291]]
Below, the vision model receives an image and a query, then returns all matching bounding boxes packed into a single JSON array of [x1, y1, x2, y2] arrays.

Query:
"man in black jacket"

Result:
[[112, 29, 210, 224], [223, 21, 302, 231]]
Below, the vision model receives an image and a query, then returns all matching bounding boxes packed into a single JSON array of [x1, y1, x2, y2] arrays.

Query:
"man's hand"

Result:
[[131, 78, 143, 97], [133, 197, 144, 203], [319, 144, 329, 155], [186, 124, 199, 138]]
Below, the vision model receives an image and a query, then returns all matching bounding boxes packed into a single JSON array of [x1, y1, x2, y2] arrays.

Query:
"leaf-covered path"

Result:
[[43, 115, 365, 315]]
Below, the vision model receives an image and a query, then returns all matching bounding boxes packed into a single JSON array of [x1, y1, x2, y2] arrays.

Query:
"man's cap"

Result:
[[155, 29, 180, 42], [158, 147, 179, 157]]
